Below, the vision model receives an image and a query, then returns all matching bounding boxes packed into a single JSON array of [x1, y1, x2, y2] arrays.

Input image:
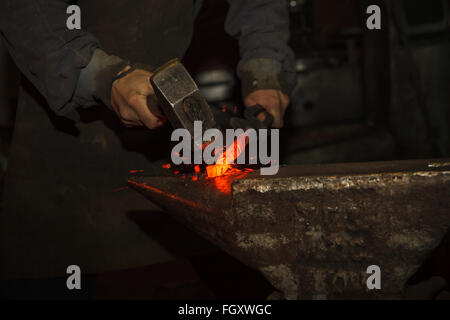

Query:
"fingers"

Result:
[[111, 85, 141, 126], [266, 99, 283, 128], [244, 89, 290, 128], [278, 90, 290, 122], [257, 112, 267, 123], [127, 93, 163, 129], [110, 68, 164, 129]]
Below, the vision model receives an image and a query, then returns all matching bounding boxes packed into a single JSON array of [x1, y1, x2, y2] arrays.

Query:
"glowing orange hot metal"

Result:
[[158, 129, 255, 195], [209, 167, 254, 194], [206, 129, 251, 178]]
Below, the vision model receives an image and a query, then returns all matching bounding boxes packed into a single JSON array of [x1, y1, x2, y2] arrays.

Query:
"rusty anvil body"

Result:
[[129, 159, 450, 299]]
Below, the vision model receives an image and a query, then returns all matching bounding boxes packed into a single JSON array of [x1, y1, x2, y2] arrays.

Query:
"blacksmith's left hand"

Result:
[[244, 89, 290, 128]]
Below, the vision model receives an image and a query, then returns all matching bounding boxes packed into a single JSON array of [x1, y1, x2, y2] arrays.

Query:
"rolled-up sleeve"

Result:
[[225, 0, 296, 98], [0, 0, 99, 119]]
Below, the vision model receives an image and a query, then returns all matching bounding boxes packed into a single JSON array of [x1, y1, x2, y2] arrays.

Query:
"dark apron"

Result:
[[1, 0, 194, 280]]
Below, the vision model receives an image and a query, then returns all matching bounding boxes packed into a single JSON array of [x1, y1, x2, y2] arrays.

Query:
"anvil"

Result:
[[129, 159, 450, 299]]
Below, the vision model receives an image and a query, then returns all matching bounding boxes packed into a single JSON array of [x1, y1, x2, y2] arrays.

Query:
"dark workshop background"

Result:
[[0, 0, 449, 299]]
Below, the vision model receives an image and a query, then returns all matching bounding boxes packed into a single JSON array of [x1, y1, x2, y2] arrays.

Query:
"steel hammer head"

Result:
[[150, 59, 215, 136]]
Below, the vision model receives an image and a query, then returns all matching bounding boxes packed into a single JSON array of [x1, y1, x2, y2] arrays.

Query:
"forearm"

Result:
[[225, 0, 296, 98], [71, 49, 127, 110], [0, 0, 99, 118]]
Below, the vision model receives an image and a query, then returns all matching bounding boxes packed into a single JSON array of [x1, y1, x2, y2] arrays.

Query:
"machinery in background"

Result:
[[193, 0, 450, 165], [1, 0, 449, 170]]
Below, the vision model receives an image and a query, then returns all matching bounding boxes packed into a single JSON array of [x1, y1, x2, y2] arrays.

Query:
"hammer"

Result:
[[148, 59, 216, 137], [148, 59, 274, 136]]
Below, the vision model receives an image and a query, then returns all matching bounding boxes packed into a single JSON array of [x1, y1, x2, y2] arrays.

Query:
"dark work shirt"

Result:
[[0, 0, 296, 119]]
